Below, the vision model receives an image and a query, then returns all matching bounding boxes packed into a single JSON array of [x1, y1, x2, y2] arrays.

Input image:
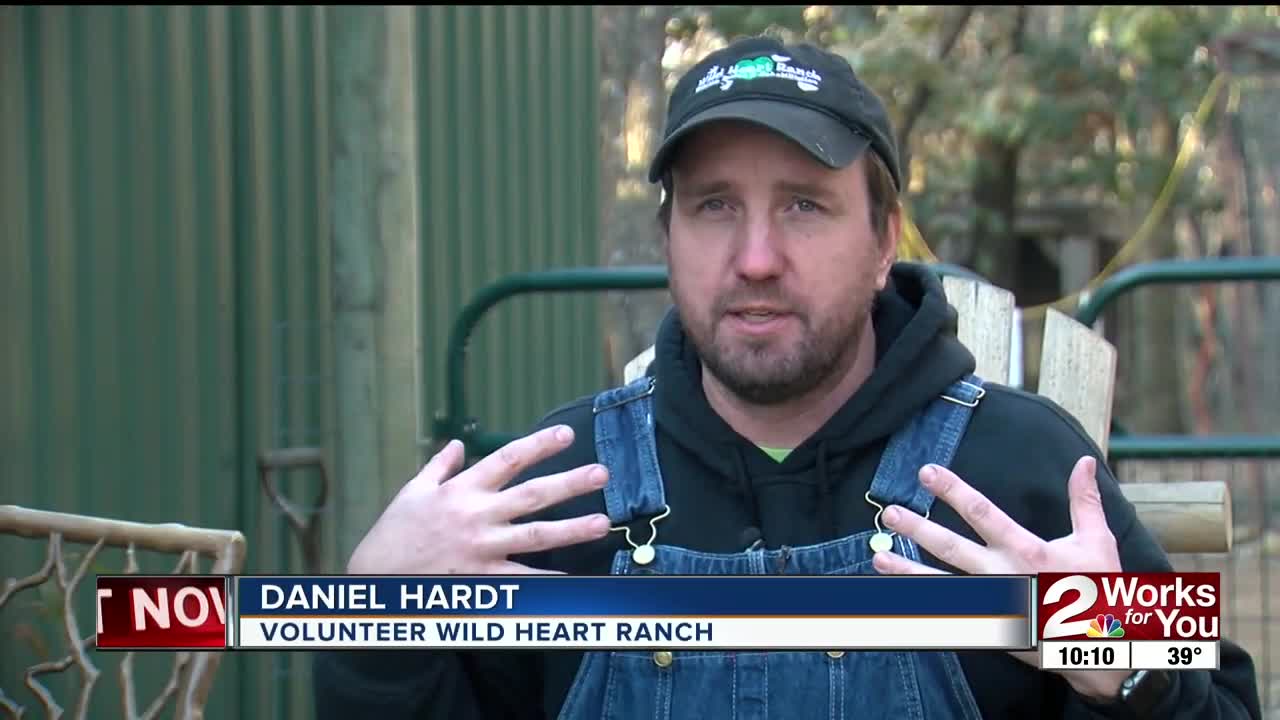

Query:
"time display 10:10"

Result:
[[1058, 646, 1116, 666]]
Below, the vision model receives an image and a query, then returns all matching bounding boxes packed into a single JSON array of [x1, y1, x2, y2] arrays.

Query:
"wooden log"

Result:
[[1119, 481, 1232, 554]]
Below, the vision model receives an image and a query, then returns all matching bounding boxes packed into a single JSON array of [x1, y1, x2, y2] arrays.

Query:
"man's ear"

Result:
[[658, 180, 674, 255]]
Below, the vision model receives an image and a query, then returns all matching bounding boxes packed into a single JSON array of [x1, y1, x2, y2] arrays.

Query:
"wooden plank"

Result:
[[1119, 481, 1232, 553], [624, 345, 655, 384], [1038, 307, 1117, 454], [943, 276, 1015, 385]]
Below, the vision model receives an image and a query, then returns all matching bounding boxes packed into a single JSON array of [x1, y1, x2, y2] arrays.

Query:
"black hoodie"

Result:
[[313, 264, 1262, 720]]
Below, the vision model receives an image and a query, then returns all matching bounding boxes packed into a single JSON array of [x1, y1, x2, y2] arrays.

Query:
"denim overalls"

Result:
[[557, 373, 988, 720]]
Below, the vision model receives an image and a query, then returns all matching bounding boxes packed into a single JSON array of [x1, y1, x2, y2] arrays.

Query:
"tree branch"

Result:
[[897, 5, 976, 183]]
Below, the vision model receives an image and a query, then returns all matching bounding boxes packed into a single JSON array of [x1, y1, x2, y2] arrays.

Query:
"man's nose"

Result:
[[732, 215, 785, 280]]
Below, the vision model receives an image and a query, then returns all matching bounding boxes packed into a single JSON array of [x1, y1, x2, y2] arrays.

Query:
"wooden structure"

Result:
[[623, 277, 1232, 554], [0, 505, 246, 720]]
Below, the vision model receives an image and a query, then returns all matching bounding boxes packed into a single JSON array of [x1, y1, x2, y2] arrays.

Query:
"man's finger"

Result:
[[488, 515, 612, 555], [871, 551, 948, 576], [493, 464, 609, 521], [1067, 456, 1110, 538], [465, 425, 577, 490], [406, 439, 466, 490], [882, 504, 989, 573], [920, 464, 1036, 549]]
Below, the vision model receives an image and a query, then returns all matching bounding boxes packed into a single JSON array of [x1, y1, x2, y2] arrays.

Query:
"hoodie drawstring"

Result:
[[816, 440, 836, 537]]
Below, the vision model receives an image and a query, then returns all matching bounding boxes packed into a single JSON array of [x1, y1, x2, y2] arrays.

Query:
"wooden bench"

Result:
[[0, 505, 246, 720], [622, 276, 1232, 555]]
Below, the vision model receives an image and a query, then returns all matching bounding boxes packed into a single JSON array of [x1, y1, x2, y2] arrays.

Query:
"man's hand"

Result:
[[346, 425, 611, 576], [871, 456, 1130, 702]]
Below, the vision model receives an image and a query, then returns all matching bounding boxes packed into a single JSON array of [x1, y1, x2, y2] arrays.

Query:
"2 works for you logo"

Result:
[[1037, 572, 1220, 642], [695, 54, 822, 94]]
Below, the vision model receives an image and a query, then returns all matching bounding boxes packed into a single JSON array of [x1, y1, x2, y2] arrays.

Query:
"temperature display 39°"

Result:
[[1131, 641, 1218, 670]]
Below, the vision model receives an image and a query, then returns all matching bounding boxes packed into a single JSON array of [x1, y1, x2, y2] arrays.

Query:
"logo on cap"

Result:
[[695, 54, 822, 94]]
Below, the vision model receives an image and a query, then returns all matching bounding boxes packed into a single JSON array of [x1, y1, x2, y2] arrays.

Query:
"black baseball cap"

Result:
[[647, 36, 902, 191]]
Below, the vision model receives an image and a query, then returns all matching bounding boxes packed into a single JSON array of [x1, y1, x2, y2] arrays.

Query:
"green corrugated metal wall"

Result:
[[1, 5, 599, 719], [230, 7, 333, 720], [417, 5, 603, 441], [1, 6, 333, 719]]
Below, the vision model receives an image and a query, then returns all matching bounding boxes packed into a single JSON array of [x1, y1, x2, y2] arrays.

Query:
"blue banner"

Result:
[[235, 575, 1031, 617]]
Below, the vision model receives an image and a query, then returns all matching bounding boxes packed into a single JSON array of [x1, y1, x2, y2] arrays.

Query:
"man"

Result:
[[314, 36, 1261, 719]]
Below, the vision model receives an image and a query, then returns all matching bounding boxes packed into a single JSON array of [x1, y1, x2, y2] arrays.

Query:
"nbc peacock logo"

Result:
[[1085, 613, 1125, 638]]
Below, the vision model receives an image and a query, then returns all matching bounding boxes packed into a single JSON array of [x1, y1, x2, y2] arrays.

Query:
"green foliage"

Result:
[[666, 5, 1280, 256], [667, 6, 810, 42]]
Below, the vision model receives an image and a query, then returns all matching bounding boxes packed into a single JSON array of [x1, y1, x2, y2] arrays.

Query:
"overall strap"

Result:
[[867, 374, 986, 517], [592, 375, 668, 526]]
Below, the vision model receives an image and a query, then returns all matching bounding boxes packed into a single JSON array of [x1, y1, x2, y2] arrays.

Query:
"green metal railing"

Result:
[[1076, 257, 1280, 326], [436, 265, 670, 456], [435, 258, 1280, 461], [1075, 257, 1280, 459]]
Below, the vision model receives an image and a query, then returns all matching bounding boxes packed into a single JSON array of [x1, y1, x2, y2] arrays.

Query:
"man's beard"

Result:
[[678, 281, 875, 406]]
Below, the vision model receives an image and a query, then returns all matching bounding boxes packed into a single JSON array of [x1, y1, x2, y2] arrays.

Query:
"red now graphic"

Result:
[[1037, 572, 1219, 642], [96, 576, 228, 649]]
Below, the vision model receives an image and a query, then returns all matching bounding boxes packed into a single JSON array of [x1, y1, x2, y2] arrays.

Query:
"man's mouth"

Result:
[[725, 307, 793, 326]]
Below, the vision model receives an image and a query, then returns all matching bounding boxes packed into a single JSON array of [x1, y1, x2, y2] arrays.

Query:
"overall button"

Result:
[[653, 651, 673, 668], [826, 651, 845, 659]]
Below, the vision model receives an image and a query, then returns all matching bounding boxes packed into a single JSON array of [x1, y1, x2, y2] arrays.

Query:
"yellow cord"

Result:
[[898, 72, 1231, 319]]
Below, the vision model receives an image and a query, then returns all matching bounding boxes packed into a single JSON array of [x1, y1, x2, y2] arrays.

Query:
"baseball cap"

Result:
[[647, 36, 902, 192]]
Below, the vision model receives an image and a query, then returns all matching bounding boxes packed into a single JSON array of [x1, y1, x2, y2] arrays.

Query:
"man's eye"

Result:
[[793, 198, 821, 213], [699, 198, 728, 212]]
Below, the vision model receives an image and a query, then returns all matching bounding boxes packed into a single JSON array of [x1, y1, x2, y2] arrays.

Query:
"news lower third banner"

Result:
[[93, 571, 1225, 663], [232, 575, 1034, 650]]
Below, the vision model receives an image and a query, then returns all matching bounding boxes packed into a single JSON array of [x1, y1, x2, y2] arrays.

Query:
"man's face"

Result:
[[665, 121, 898, 405]]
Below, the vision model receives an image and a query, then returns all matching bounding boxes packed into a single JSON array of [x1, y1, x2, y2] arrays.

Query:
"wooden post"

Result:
[[329, 6, 422, 560]]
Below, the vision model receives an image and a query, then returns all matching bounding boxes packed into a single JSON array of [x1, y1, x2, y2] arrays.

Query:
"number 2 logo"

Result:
[[1041, 575, 1098, 640]]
